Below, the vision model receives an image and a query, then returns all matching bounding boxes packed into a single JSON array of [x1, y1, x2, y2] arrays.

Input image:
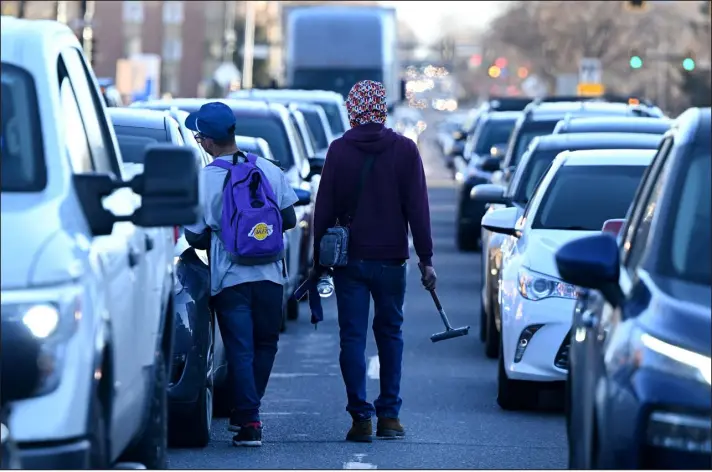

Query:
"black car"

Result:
[[495, 101, 664, 189], [553, 115, 672, 136], [455, 111, 520, 250], [556, 107, 711, 469], [472, 132, 663, 359]]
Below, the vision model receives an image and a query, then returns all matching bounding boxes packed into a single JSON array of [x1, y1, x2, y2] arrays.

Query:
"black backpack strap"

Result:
[[345, 155, 376, 225]]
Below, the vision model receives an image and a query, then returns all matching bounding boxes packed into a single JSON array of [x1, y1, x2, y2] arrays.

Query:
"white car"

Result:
[[482, 149, 655, 410], [1, 17, 198, 468]]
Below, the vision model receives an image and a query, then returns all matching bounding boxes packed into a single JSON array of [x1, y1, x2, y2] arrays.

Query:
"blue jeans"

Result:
[[334, 259, 406, 420], [212, 281, 284, 424]]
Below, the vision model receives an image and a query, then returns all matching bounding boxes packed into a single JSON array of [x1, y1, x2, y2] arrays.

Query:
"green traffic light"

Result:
[[682, 57, 696, 71], [630, 56, 643, 69]]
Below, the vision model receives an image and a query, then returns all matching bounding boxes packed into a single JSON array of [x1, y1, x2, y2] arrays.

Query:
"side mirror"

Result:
[[307, 157, 325, 181], [555, 234, 624, 307], [470, 183, 508, 204], [602, 218, 625, 237], [481, 207, 519, 237], [74, 145, 201, 236], [293, 188, 312, 206], [480, 157, 501, 173]]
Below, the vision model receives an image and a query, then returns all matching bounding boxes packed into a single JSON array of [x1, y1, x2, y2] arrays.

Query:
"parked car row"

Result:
[[448, 89, 709, 469], [1, 16, 349, 469]]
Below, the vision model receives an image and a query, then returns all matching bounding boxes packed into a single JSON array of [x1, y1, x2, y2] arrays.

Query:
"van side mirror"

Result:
[[74, 145, 201, 236]]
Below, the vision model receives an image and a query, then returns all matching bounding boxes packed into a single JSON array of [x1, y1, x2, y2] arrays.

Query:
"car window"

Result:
[[60, 76, 94, 173], [511, 149, 559, 204], [473, 120, 516, 155], [658, 145, 711, 286], [234, 116, 293, 168], [113, 125, 169, 164], [622, 138, 674, 269], [512, 123, 558, 166], [302, 109, 329, 149], [316, 101, 345, 135], [532, 165, 647, 231], [61, 48, 119, 176], [1, 63, 47, 192], [289, 114, 312, 159]]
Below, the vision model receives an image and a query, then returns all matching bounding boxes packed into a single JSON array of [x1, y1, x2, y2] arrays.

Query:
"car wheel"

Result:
[[484, 301, 500, 359], [169, 319, 214, 448], [88, 392, 109, 469], [496, 340, 538, 411], [286, 296, 300, 321], [457, 226, 479, 252], [479, 297, 487, 342], [121, 350, 168, 469]]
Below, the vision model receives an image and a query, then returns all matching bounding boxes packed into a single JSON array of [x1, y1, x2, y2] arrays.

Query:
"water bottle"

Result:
[[316, 274, 334, 298]]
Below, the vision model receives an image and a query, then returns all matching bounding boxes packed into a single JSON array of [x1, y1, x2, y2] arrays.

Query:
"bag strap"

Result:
[[345, 155, 376, 225]]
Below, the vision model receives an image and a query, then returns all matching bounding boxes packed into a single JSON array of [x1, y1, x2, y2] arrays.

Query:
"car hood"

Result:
[[1, 195, 88, 289], [523, 229, 598, 278]]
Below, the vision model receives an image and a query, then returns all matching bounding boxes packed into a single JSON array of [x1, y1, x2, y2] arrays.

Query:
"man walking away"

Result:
[[183, 102, 299, 447], [312, 80, 437, 443]]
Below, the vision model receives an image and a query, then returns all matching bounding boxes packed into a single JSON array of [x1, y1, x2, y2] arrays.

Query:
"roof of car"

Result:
[[561, 116, 671, 132], [482, 111, 522, 122], [533, 132, 662, 151], [229, 88, 345, 102], [526, 101, 657, 120], [557, 148, 656, 167], [108, 107, 168, 128], [131, 98, 289, 119]]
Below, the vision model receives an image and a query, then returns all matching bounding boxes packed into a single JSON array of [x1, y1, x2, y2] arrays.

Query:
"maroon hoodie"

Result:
[[313, 122, 433, 267]]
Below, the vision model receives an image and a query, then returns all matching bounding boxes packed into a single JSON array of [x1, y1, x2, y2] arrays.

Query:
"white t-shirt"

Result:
[[185, 153, 299, 295]]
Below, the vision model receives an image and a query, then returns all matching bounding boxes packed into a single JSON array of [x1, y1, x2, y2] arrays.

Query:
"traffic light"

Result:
[[629, 50, 643, 69], [682, 52, 696, 71], [488, 66, 502, 78]]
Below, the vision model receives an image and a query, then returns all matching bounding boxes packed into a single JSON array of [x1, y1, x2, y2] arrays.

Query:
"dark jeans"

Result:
[[212, 281, 284, 424], [334, 259, 406, 420]]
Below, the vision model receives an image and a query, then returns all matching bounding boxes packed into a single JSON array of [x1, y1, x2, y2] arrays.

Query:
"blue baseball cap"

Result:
[[185, 102, 236, 140]]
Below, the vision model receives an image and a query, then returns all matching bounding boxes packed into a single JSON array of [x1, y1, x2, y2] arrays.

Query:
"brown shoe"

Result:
[[376, 417, 405, 439], [346, 418, 373, 443]]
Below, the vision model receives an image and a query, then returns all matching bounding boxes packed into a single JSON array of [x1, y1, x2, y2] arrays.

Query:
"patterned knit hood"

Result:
[[345, 80, 388, 128]]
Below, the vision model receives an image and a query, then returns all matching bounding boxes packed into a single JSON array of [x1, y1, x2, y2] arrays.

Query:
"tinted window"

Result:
[[658, 146, 711, 286], [61, 78, 94, 174], [113, 125, 169, 163], [513, 121, 558, 165], [315, 100, 346, 135], [289, 114, 312, 158], [1, 63, 47, 192], [302, 109, 328, 149], [234, 116, 292, 167], [474, 119, 516, 155], [512, 150, 560, 204], [532, 165, 647, 231]]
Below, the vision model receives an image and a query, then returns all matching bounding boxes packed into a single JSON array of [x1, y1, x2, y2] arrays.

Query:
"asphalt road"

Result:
[[167, 119, 567, 469]]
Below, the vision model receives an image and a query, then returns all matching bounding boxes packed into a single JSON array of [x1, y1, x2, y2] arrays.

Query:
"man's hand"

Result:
[[419, 264, 437, 291]]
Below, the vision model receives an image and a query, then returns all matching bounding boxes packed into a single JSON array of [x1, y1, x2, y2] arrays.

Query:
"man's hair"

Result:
[[212, 124, 236, 147]]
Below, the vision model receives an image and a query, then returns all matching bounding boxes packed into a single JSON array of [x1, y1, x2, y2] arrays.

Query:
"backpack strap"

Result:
[[208, 159, 232, 171]]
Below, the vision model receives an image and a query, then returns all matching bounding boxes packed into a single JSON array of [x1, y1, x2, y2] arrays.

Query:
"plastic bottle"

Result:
[[316, 274, 334, 298]]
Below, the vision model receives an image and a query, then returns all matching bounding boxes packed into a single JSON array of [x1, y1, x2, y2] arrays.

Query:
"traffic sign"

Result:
[[577, 83, 606, 97], [579, 58, 603, 84]]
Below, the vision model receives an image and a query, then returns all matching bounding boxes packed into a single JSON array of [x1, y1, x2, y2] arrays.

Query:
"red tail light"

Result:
[[173, 226, 180, 244], [602, 219, 624, 237]]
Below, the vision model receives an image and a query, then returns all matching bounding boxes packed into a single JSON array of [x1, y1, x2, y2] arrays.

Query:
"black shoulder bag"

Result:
[[318, 155, 376, 268]]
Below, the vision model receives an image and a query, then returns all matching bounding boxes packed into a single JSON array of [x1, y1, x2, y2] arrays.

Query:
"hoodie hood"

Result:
[[342, 122, 399, 154], [345, 80, 388, 128]]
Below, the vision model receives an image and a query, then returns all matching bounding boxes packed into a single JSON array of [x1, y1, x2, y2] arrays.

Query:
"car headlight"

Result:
[[627, 326, 711, 385], [518, 267, 582, 301], [1, 287, 82, 396]]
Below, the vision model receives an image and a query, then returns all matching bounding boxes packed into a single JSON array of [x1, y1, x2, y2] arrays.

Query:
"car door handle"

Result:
[[581, 310, 599, 329], [145, 234, 154, 252], [128, 248, 140, 268]]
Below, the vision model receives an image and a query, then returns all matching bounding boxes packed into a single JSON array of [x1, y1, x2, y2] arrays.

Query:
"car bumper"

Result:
[[599, 368, 712, 469], [501, 294, 574, 382], [18, 438, 91, 470]]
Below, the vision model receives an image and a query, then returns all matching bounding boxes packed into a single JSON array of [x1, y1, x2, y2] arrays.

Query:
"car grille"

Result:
[[554, 332, 571, 370]]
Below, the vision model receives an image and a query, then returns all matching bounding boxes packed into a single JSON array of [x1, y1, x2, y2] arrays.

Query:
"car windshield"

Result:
[[474, 120, 516, 155], [512, 150, 560, 204], [302, 109, 329, 150], [532, 165, 647, 231], [113, 125, 169, 163], [1, 63, 46, 192], [658, 146, 711, 286], [234, 116, 294, 168], [315, 101, 346, 135], [511, 122, 559, 166]]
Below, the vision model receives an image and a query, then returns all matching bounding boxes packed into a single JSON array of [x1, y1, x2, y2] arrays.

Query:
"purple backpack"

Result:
[[209, 152, 285, 265]]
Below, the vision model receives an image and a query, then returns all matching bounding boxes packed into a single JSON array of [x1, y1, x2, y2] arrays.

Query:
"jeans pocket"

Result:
[[378, 262, 407, 295]]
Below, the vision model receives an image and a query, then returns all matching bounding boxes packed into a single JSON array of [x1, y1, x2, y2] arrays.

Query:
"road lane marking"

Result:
[[367, 355, 380, 380], [343, 453, 377, 469]]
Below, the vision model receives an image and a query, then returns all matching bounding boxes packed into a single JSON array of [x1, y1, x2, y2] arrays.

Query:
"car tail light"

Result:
[[602, 219, 624, 237], [173, 226, 180, 244]]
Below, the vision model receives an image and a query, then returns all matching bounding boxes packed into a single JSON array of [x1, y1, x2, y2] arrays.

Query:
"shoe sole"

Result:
[[346, 435, 373, 443], [376, 430, 405, 439], [232, 440, 262, 447]]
